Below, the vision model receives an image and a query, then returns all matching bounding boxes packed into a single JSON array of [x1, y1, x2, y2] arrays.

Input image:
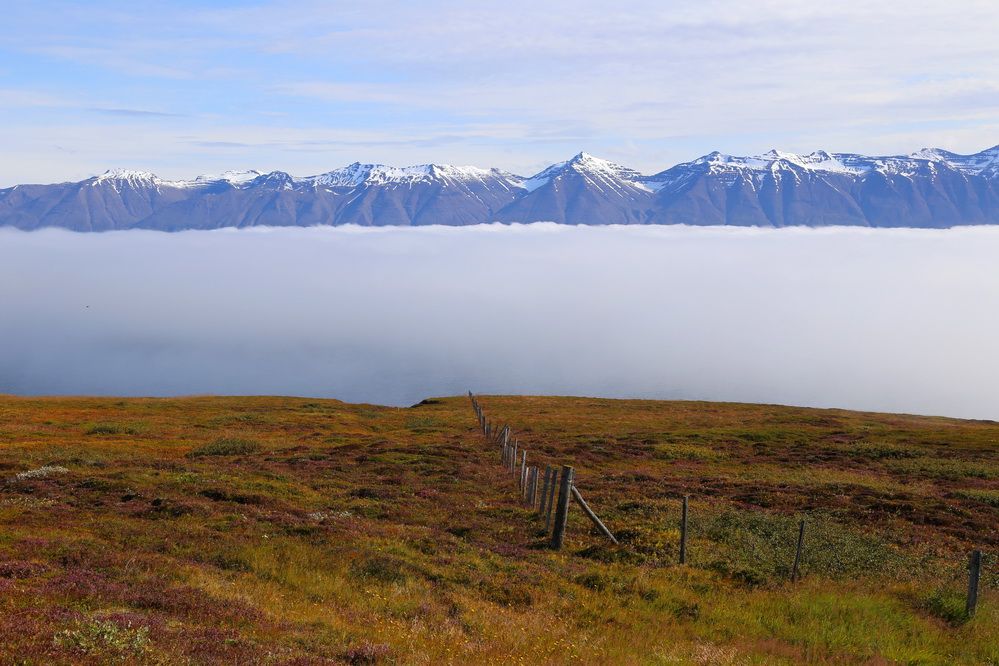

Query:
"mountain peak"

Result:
[[94, 169, 159, 183]]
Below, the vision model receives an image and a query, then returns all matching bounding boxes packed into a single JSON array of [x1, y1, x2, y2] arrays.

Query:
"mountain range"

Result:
[[2, 146, 998, 231]]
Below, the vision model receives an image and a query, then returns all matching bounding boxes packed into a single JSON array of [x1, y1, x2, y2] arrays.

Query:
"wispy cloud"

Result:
[[89, 107, 185, 118]]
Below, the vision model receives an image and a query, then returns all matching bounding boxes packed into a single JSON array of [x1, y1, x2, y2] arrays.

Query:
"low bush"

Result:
[[187, 437, 260, 458], [85, 423, 139, 436]]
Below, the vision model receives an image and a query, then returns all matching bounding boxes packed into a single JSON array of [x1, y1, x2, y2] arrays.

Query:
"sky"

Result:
[[2, 1, 999, 186], [3, 224, 999, 420]]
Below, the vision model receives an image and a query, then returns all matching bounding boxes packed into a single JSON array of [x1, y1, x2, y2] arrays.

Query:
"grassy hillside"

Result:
[[0, 394, 995, 664]]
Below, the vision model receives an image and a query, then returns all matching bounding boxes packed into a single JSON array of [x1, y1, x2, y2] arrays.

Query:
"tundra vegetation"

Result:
[[0, 395, 995, 664]]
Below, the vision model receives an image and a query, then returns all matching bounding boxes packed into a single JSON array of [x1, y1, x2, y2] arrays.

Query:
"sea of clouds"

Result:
[[2, 224, 998, 419]]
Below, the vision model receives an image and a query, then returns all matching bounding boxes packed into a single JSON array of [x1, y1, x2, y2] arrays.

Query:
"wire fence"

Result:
[[467, 391, 988, 618]]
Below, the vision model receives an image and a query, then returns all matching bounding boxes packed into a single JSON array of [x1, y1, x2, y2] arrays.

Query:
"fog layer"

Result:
[[2, 225, 998, 419]]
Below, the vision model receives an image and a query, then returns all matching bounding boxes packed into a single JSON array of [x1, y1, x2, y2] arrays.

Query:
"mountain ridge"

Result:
[[3, 145, 999, 230]]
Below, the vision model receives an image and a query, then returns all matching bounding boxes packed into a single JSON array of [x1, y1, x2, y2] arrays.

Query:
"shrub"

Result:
[[54, 618, 150, 658], [85, 423, 139, 436], [351, 555, 408, 584], [341, 642, 392, 664], [188, 437, 260, 458]]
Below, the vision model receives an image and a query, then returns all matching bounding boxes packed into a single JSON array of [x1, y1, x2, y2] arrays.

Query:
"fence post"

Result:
[[967, 550, 983, 617], [545, 468, 559, 531], [551, 465, 574, 549], [510, 441, 518, 473], [538, 466, 552, 515], [791, 520, 805, 582], [531, 467, 540, 507], [520, 451, 527, 489], [679, 495, 689, 565], [570, 485, 618, 545]]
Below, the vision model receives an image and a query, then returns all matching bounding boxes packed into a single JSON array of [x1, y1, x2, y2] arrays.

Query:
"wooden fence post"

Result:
[[510, 441, 518, 473], [551, 465, 574, 549], [570, 485, 618, 545], [520, 451, 527, 489], [538, 466, 552, 516], [679, 495, 689, 565], [967, 550, 983, 617], [545, 468, 559, 531], [791, 520, 805, 582]]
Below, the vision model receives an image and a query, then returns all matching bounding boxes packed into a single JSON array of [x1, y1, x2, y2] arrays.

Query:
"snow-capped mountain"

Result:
[[2, 145, 998, 230], [648, 146, 999, 227], [495, 153, 656, 225]]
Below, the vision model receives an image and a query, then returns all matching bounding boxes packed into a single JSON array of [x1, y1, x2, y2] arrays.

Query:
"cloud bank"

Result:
[[2, 225, 999, 419]]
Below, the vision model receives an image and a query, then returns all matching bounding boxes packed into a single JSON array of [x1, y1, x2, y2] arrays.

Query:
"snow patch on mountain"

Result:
[[191, 170, 264, 186], [306, 163, 521, 189], [91, 169, 161, 188]]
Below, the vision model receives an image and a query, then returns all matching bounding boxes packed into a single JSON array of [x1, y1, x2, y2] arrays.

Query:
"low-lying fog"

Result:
[[2, 224, 998, 419]]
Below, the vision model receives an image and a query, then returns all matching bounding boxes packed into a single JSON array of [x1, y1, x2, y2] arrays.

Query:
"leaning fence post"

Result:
[[791, 519, 805, 582], [571, 485, 618, 544], [679, 495, 689, 565], [551, 465, 574, 549], [967, 550, 983, 616], [538, 466, 553, 516]]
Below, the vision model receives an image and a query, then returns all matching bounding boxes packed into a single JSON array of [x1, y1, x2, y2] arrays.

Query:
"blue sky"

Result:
[[2, 1, 998, 185]]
